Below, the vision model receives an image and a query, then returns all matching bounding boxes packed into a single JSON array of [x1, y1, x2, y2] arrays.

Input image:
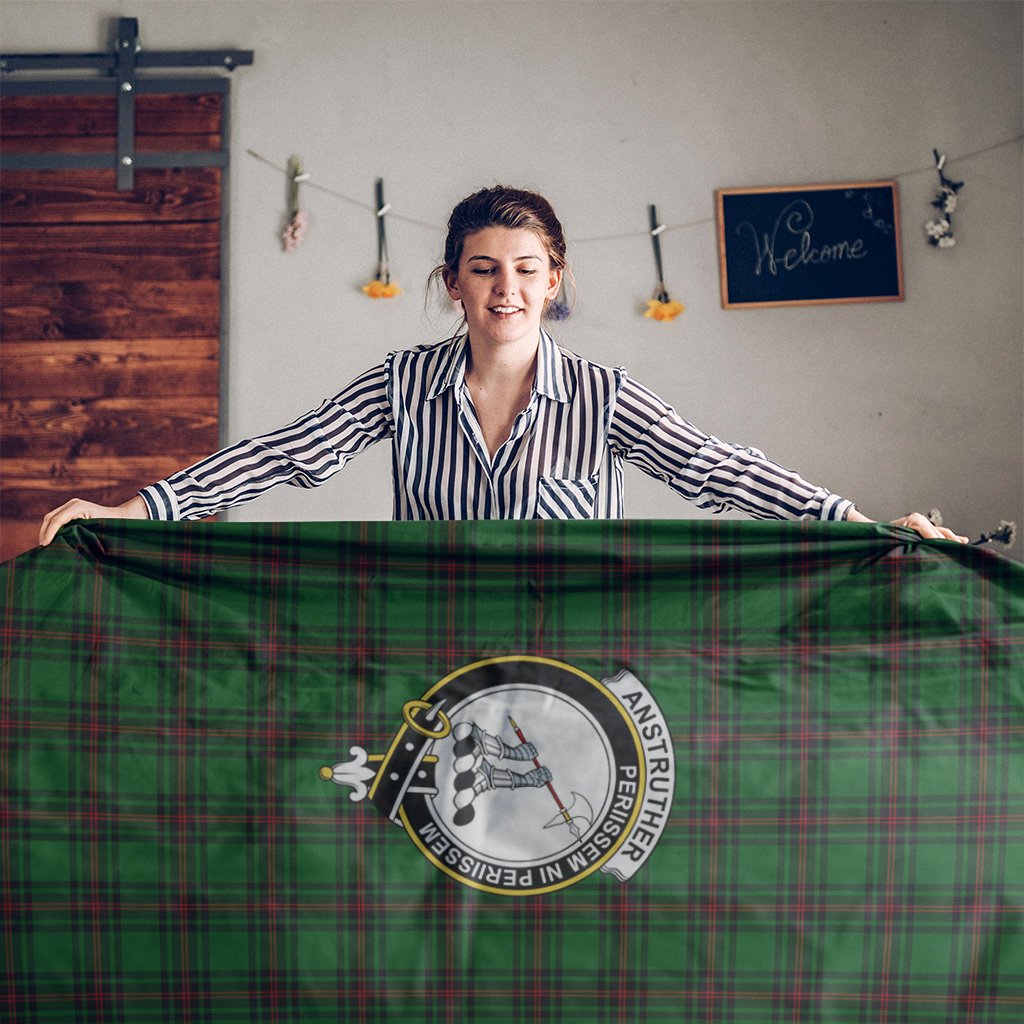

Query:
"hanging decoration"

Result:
[[361, 178, 401, 299], [281, 155, 309, 252], [924, 149, 964, 249], [248, 132, 1020, 300], [930, 509, 1016, 548], [972, 521, 1017, 547], [248, 134, 1018, 249], [643, 204, 684, 322], [547, 276, 572, 321]]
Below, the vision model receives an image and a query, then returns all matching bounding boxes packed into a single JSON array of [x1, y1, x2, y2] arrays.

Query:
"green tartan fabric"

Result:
[[1, 519, 1022, 1024]]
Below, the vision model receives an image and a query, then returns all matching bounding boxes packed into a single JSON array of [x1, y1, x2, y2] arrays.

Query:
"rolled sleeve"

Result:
[[138, 480, 179, 521]]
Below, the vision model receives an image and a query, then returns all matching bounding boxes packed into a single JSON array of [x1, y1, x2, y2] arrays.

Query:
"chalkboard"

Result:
[[716, 181, 904, 309]]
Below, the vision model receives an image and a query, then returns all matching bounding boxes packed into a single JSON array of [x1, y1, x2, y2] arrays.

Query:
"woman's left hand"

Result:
[[848, 508, 969, 543]]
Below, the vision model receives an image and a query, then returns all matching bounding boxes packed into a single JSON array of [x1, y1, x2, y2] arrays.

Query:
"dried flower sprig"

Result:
[[361, 279, 402, 299], [644, 299, 685, 322], [362, 177, 400, 299], [932, 509, 1016, 548], [925, 150, 963, 249], [282, 155, 310, 252], [972, 521, 1016, 547], [643, 204, 684, 323], [282, 210, 308, 251], [546, 276, 572, 321]]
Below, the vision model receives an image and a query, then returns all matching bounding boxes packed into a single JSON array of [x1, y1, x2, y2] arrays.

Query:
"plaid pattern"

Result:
[[2, 519, 1022, 1023]]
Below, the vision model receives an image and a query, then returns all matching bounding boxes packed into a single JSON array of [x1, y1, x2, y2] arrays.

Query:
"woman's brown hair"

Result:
[[428, 185, 573, 320]]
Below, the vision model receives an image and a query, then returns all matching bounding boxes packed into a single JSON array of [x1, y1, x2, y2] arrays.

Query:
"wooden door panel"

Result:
[[2, 339, 220, 398], [0, 93, 222, 140], [0, 222, 220, 283], [2, 134, 224, 155], [0, 89, 224, 562], [2, 279, 220, 341], [3, 455, 193, 521], [2, 398, 219, 460], [1, 168, 222, 223]]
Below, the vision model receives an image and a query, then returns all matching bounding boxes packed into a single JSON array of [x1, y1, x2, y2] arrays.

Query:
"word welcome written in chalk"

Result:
[[716, 181, 904, 308], [736, 199, 868, 277]]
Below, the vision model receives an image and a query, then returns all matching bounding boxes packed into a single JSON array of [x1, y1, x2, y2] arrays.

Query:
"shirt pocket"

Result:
[[535, 475, 599, 519]]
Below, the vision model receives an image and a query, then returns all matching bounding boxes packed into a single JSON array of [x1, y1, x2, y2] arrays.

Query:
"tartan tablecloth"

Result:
[[2, 519, 1022, 1023]]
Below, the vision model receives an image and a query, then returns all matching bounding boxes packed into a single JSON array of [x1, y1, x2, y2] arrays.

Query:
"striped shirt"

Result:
[[139, 331, 854, 523]]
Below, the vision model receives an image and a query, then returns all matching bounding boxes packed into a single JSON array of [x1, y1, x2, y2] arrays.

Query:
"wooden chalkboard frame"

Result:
[[716, 181, 904, 310]]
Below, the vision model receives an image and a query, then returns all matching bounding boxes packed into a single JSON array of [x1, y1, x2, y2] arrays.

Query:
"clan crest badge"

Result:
[[321, 656, 674, 896]]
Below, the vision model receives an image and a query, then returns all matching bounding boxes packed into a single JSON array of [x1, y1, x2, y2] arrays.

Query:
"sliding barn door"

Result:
[[1, 88, 225, 561]]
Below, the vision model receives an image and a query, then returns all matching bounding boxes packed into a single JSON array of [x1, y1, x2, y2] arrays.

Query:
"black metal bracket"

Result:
[[1, 17, 254, 190], [115, 18, 140, 189]]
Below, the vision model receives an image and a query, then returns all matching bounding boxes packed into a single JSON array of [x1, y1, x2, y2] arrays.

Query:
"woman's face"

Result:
[[445, 227, 561, 350]]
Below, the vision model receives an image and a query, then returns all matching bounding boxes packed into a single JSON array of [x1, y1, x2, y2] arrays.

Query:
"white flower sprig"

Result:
[[972, 521, 1017, 548], [932, 509, 1016, 548], [925, 150, 964, 249]]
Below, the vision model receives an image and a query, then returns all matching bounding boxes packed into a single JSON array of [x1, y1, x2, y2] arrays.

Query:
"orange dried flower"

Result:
[[361, 279, 402, 299], [644, 299, 685, 322]]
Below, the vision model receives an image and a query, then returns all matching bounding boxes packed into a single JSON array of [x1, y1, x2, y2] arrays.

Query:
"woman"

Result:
[[38, 186, 967, 545]]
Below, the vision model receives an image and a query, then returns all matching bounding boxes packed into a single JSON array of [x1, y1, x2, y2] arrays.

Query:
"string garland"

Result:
[[246, 134, 1022, 246], [247, 149, 440, 231]]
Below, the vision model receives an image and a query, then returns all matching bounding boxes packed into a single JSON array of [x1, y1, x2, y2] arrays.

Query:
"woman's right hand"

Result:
[[39, 495, 149, 548]]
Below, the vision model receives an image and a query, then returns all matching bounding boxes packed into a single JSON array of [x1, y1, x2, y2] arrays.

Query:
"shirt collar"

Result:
[[426, 329, 570, 403], [425, 334, 469, 400], [535, 328, 571, 403]]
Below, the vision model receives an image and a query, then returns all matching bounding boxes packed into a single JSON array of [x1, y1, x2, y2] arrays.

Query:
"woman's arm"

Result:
[[609, 375, 853, 521], [140, 362, 393, 521], [37, 361, 393, 545], [609, 376, 968, 542], [39, 495, 149, 547]]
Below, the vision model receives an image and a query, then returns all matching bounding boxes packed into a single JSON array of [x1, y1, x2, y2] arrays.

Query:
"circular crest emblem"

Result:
[[322, 657, 675, 896]]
